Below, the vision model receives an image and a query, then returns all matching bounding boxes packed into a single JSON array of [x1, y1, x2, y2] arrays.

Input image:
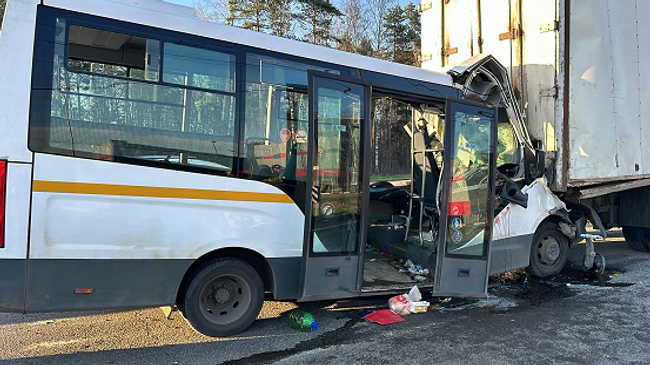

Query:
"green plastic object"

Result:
[[287, 310, 319, 332]]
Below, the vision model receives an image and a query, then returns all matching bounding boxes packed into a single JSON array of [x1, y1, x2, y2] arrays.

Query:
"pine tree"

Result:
[[296, 0, 342, 46], [267, 0, 294, 37], [239, 0, 269, 32], [384, 5, 408, 63], [225, 0, 243, 27], [404, 2, 421, 66], [383, 3, 421, 66]]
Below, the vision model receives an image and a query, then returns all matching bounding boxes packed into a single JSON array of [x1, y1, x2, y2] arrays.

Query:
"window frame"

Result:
[[161, 42, 237, 93], [66, 25, 161, 82], [29, 6, 460, 181], [30, 6, 243, 177], [239, 49, 350, 182], [62, 22, 239, 99]]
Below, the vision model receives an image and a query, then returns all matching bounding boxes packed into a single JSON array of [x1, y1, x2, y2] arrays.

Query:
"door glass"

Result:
[[445, 109, 494, 257], [310, 80, 364, 255]]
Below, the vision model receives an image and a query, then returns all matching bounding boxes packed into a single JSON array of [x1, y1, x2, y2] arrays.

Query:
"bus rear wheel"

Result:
[[527, 222, 569, 278], [179, 257, 264, 337], [622, 226, 650, 252]]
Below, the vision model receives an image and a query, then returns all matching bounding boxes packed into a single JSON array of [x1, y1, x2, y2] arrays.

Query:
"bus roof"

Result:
[[43, 0, 454, 88]]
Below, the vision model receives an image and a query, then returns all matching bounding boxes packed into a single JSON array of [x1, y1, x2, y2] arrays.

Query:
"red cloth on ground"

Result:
[[363, 309, 405, 325]]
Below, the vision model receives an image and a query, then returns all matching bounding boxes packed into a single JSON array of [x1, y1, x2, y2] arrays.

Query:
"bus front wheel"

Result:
[[527, 222, 569, 278], [179, 257, 264, 337]]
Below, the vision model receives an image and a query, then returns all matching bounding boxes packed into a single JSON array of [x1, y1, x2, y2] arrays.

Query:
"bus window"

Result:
[[446, 110, 494, 257], [242, 53, 339, 182], [370, 98, 411, 182], [31, 20, 238, 174], [68, 25, 160, 81], [162, 43, 235, 92]]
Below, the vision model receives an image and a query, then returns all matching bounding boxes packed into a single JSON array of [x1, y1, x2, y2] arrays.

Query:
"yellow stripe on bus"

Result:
[[32, 180, 294, 204]]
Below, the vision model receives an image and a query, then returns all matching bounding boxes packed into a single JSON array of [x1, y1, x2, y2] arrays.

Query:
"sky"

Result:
[[166, 0, 416, 10]]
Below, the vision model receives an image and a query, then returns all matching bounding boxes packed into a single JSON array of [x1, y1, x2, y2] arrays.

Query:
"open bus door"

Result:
[[298, 72, 371, 302], [434, 98, 497, 297]]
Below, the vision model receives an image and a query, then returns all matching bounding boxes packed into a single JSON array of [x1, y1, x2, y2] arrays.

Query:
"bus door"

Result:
[[434, 98, 497, 297], [298, 72, 371, 302]]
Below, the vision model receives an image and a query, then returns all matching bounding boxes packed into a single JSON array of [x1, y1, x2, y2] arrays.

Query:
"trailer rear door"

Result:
[[440, 0, 479, 67]]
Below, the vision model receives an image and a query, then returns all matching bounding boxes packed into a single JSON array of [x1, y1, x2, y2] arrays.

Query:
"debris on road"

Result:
[[388, 294, 412, 315], [287, 310, 319, 333], [387, 286, 429, 315], [411, 301, 430, 313], [363, 309, 405, 325], [406, 260, 429, 276], [356, 309, 374, 318]]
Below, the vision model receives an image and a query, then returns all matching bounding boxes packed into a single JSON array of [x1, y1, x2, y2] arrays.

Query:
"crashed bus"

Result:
[[0, 0, 602, 336]]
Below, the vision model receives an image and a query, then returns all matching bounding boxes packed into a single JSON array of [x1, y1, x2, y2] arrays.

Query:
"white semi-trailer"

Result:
[[421, 0, 650, 251]]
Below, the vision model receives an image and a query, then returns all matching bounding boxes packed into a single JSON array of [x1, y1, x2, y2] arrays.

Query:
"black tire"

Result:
[[179, 257, 264, 337], [622, 226, 650, 252], [527, 222, 569, 278]]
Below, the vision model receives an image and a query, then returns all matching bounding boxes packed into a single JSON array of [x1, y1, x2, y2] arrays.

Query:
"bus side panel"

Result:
[[267, 257, 302, 300], [0, 163, 33, 312], [25, 260, 193, 311], [27, 154, 304, 310], [0, 0, 38, 163], [0, 260, 25, 312]]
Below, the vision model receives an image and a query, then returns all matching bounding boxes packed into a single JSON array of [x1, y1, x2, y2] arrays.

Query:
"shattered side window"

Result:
[[497, 117, 519, 168]]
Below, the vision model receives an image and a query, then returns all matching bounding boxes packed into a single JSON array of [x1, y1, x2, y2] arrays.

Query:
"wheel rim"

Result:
[[537, 235, 561, 266], [199, 274, 252, 326]]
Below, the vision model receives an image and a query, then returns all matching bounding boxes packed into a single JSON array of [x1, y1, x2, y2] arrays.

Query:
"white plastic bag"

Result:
[[407, 285, 422, 302]]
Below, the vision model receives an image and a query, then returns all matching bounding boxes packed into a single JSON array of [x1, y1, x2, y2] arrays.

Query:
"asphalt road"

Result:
[[2, 232, 650, 365]]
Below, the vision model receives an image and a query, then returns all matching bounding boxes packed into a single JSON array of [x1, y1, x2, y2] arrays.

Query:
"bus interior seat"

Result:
[[368, 182, 408, 223]]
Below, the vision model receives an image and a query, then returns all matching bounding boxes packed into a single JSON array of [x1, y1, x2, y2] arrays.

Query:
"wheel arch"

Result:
[[538, 214, 566, 228], [535, 213, 575, 242], [176, 247, 276, 305]]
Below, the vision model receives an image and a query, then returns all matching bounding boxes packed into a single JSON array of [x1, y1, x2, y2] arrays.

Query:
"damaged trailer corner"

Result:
[[421, 0, 650, 252]]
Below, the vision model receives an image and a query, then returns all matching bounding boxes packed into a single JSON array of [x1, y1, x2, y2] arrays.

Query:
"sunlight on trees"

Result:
[[194, 0, 421, 66]]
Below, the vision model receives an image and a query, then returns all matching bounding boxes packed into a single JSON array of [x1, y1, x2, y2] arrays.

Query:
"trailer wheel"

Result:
[[622, 227, 650, 253], [179, 257, 264, 337], [527, 222, 569, 278]]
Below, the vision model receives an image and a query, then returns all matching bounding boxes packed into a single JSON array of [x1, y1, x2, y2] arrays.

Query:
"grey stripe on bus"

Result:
[[0, 260, 26, 312], [0, 257, 302, 312], [0, 235, 526, 312]]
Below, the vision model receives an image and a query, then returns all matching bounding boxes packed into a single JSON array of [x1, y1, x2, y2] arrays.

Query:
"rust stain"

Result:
[[444, 47, 459, 56]]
